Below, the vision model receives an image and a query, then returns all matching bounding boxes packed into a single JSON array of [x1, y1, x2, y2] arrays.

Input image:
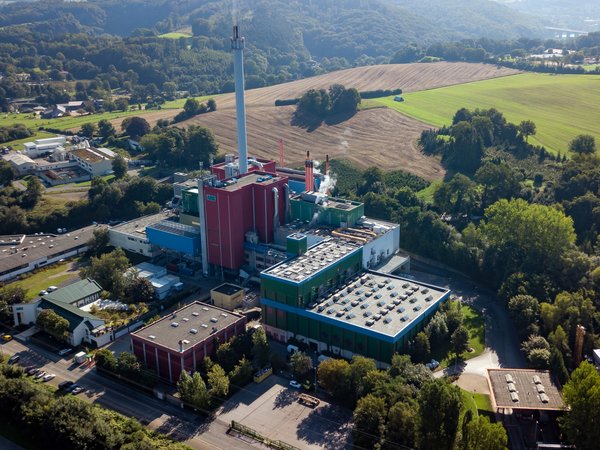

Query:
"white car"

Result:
[[47, 286, 58, 292], [42, 373, 55, 382], [289, 380, 302, 389], [34, 371, 46, 379], [58, 348, 72, 356]]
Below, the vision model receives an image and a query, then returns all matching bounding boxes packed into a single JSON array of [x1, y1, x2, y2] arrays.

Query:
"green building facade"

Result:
[[290, 196, 364, 227]]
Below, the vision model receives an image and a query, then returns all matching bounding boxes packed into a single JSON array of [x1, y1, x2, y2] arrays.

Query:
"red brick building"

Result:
[[131, 302, 247, 383]]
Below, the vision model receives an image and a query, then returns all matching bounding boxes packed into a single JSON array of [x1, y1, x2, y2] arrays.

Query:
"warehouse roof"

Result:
[[39, 297, 102, 332], [216, 172, 285, 192], [109, 212, 173, 236], [132, 301, 245, 352], [487, 369, 564, 410], [263, 239, 360, 283], [212, 283, 244, 296], [44, 279, 102, 305], [305, 271, 449, 338], [0, 226, 97, 277]]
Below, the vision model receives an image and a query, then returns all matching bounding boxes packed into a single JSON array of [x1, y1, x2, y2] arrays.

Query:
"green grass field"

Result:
[[158, 32, 192, 39], [12, 261, 79, 300], [372, 72, 600, 155], [161, 94, 218, 109]]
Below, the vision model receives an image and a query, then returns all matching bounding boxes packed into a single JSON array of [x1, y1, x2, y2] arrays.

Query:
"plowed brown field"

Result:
[[109, 62, 519, 179]]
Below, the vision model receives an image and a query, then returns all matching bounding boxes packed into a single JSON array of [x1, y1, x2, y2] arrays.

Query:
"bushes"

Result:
[[359, 88, 402, 99], [0, 124, 32, 143], [274, 98, 299, 106]]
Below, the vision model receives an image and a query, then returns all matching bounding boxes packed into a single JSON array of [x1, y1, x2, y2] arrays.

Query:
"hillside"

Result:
[[371, 72, 600, 155], [117, 62, 519, 179]]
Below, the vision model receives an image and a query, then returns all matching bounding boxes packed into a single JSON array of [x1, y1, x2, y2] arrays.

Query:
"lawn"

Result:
[[158, 32, 192, 39], [0, 109, 152, 133], [432, 303, 486, 371], [460, 388, 494, 420], [161, 94, 218, 109], [371, 72, 600, 155], [416, 179, 442, 204], [11, 261, 79, 300], [73, 174, 114, 187]]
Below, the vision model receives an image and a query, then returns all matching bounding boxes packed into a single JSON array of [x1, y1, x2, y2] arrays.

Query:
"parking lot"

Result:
[[215, 375, 352, 450]]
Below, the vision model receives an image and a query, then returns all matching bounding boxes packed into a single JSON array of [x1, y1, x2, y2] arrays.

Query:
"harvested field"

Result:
[[181, 105, 444, 180], [104, 62, 518, 178]]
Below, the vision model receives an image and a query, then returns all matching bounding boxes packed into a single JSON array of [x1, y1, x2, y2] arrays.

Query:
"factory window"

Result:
[[207, 194, 216, 202]]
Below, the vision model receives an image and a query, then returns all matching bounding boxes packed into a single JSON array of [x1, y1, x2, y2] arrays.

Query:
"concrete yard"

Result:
[[215, 375, 352, 450]]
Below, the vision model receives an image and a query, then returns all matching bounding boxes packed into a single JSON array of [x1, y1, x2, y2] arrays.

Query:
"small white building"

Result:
[[129, 261, 180, 300], [23, 136, 66, 158], [69, 142, 115, 176], [2, 153, 37, 174]]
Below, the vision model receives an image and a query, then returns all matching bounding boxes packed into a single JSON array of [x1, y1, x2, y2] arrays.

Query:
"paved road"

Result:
[[0, 338, 257, 450]]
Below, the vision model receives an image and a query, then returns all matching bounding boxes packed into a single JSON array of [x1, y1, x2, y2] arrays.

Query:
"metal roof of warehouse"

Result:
[[487, 369, 565, 410]]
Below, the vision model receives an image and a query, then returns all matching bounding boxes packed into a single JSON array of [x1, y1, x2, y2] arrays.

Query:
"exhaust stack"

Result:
[[231, 25, 248, 175]]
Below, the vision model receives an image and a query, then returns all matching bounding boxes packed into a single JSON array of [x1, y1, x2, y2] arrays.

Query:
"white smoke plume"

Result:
[[313, 159, 337, 194]]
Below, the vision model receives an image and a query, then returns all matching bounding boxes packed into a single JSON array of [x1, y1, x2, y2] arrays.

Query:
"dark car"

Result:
[[7, 355, 20, 365], [27, 367, 40, 376], [65, 383, 79, 393], [58, 380, 75, 391]]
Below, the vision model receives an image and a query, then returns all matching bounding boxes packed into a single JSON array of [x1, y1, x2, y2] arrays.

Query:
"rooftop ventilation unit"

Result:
[[425, 295, 433, 302], [171, 322, 179, 327], [182, 317, 189, 322], [387, 284, 395, 290], [327, 308, 335, 315], [413, 305, 422, 312], [505, 374, 514, 383], [148, 335, 156, 340], [507, 382, 517, 392], [346, 313, 356, 320], [536, 384, 546, 393], [336, 310, 344, 317], [210, 317, 218, 323], [192, 312, 199, 317], [363, 311, 373, 317], [421, 288, 429, 294], [540, 393, 549, 403], [360, 303, 369, 310], [400, 315, 409, 322], [510, 392, 520, 402], [190, 329, 198, 334], [221, 313, 228, 317], [374, 314, 382, 321], [366, 319, 375, 326], [201, 324, 208, 328], [202, 307, 209, 311], [182, 339, 190, 345], [533, 375, 542, 385]]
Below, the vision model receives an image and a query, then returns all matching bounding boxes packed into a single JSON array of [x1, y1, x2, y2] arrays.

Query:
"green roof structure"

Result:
[[44, 279, 102, 305], [39, 297, 101, 332]]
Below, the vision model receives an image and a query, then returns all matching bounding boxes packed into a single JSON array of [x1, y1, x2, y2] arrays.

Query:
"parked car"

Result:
[[27, 367, 40, 376], [7, 355, 20, 365], [71, 386, 84, 395], [425, 359, 440, 370], [39, 290, 48, 296], [58, 380, 74, 391], [2, 334, 12, 341], [289, 380, 302, 389], [58, 348, 73, 356], [47, 286, 58, 293], [34, 371, 46, 379], [42, 373, 55, 382]]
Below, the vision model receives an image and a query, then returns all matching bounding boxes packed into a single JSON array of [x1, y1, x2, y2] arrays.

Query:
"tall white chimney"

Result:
[[231, 25, 248, 175]]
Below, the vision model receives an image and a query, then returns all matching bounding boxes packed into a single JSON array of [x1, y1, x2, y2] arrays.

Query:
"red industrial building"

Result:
[[203, 171, 289, 270], [210, 155, 277, 181], [131, 301, 247, 383]]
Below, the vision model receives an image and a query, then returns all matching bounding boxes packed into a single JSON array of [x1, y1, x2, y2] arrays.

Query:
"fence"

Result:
[[229, 421, 300, 450]]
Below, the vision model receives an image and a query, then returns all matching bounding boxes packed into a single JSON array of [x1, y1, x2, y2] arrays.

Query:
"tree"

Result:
[[317, 358, 351, 400], [207, 363, 229, 398], [0, 285, 26, 319], [121, 116, 150, 138], [95, 348, 117, 371], [508, 295, 540, 337], [183, 98, 200, 117], [97, 119, 116, 140], [216, 339, 240, 373], [207, 98, 217, 111], [518, 120, 536, 142], [475, 162, 522, 207], [80, 248, 131, 297], [112, 154, 127, 179], [569, 134, 596, 154], [177, 371, 210, 410], [36, 309, 69, 341], [251, 327, 270, 368], [86, 227, 110, 256], [125, 276, 155, 303], [229, 356, 254, 386], [22, 176, 43, 208], [418, 380, 462, 450], [410, 331, 431, 363], [462, 416, 508, 450], [117, 352, 141, 379], [80, 122, 97, 138], [451, 325, 470, 359], [560, 361, 600, 450], [433, 174, 481, 217], [549, 346, 569, 385], [290, 351, 313, 380], [0, 160, 15, 186], [479, 199, 576, 284], [425, 311, 449, 347], [385, 400, 418, 449], [115, 98, 129, 112], [352, 394, 386, 450]]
